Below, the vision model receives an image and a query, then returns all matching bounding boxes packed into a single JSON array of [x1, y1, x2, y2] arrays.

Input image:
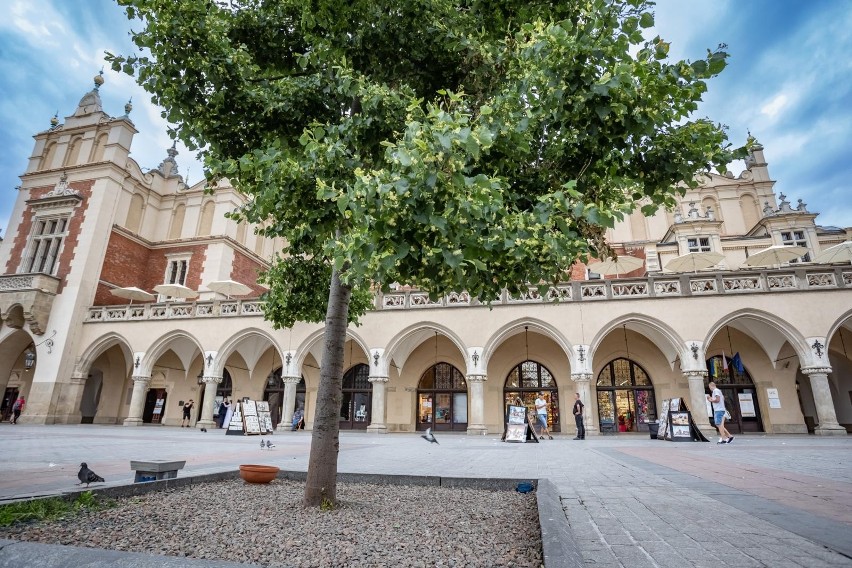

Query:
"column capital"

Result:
[[201, 375, 222, 385], [801, 366, 832, 376], [682, 370, 708, 379], [368, 376, 389, 384], [131, 375, 151, 384], [466, 374, 487, 383], [282, 375, 302, 385], [571, 373, 592, 382]]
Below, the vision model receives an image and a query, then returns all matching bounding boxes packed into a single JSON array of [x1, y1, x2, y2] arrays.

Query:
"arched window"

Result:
[[90, 133, 108, 162], [168, 204, 186, 240], [198, 201, 215, 236], [64, 137, 83, 167], [706, 354, 763, 434], [596, 358, 656, 433], [125, 194, 144, 233], [740, 194, 759, 232], [417, 362, 467, 432], [340, 364, 371, 430], [503, 360, 560, 432], [40, 142, 57, 171]]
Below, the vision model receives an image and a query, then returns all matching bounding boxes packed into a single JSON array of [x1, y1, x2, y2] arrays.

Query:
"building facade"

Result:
[[1, 77, 850, 438]]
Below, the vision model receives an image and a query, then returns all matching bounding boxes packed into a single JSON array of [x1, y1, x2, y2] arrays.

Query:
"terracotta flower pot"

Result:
[[239, 464, 280, 484]]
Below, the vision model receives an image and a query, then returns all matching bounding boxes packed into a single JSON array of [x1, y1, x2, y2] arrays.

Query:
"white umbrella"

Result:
[[207, 280, 252, 299], [664, 251, 725, 273], [743, 245, 809, 268], [153, 283, 199, 300], [814, 241, 852, 265], [110, 286, 156, 305], [588, 255, 645, 278]]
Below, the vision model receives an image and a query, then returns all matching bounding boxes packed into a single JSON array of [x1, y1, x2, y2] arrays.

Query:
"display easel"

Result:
[[225, 400, 275, 436], [501, 404, 539, 443], [659, 398, 708, 442]]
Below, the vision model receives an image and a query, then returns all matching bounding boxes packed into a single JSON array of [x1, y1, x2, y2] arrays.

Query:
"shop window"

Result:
[[417, 362, 467, 432]]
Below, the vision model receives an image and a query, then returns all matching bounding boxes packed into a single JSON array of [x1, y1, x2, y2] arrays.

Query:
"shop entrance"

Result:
[[706, 355, 764, 434], [340, 364, 371, 430], [596, 358, 657, 433], [417, 362, 467, 431], [503, 360, 560, 432], [142, 389, 168, 424]]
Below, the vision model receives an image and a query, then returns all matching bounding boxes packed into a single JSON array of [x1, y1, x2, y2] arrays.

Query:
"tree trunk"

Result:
[[303, 267, 351, 507]]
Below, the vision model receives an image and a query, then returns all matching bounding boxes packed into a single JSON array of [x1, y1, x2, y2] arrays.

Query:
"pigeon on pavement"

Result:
[[260, 438, 266, 449], [77, 463, 105, 487], [421, 427, 439, 444], [266, 440, 275, 449]]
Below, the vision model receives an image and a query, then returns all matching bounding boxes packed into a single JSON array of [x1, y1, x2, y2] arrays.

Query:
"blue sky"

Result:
[[1, 0, 850, 236]]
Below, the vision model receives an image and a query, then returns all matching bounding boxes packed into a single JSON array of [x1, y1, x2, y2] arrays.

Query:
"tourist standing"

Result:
[[534, 392, 553, 439], [181, 399, 194, 428], [572, 393, 585, 440], [707, 381, 733, 444]]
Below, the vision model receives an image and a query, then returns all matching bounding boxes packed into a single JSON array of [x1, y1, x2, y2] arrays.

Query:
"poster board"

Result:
[[256, 401, 274, 434], [501, 404, 539, 443], [738, 393, 756, 417], [767, 388, 781, 409], [225, 400, 264, 436], [657, 399, 671, 440]]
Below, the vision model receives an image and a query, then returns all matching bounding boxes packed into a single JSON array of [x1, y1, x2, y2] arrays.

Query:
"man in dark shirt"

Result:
[[572, 393, 585, 440]]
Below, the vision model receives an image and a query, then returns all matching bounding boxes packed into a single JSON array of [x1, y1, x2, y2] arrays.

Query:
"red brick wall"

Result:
[[95, 231, 210, 305], [230, 250, 267, 297], [5, 180, 93, 293]]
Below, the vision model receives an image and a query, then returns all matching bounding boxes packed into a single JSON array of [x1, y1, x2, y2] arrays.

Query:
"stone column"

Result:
[[197, 376, 221, 429], [54, 373, 86, 424], [684, 371, 715, 438], [571, 374, 596, 436], [124, 375, 151, 426], [367, 377, 389, 434], [281, 376, 301, 430], [466, 375, 487, 435], [803, 367, 847, 436]]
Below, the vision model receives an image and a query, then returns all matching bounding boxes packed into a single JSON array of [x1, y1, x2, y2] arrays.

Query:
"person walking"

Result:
[[572, 393, 585, 440], [534, 392, 553, 439], [181, 399, 194, 428], [10, 396, 25, 424], [707, 381, 733, 444]]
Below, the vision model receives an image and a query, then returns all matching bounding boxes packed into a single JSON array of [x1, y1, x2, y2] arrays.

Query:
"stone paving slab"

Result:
[[0, 426, 850, 567]]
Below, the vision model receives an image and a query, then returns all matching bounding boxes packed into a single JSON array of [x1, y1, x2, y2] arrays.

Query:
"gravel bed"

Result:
[[1, 479, 542, 568]]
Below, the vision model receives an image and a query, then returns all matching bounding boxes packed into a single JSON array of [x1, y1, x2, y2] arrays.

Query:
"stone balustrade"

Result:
[[84, 266, 851, 322]]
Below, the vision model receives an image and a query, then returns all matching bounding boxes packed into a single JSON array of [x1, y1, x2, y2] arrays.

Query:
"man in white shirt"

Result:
[[707, 381, 733, 444], [534, 392, 553, 439]]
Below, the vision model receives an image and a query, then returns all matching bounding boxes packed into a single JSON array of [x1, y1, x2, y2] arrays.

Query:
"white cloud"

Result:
[[760, 93, 788, 119]]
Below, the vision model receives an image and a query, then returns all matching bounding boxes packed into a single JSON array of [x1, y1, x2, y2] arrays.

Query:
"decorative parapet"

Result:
[[84, 266, 851, 323]]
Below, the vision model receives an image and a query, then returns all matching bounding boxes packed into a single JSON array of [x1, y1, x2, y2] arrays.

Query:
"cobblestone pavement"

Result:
[[0, 425, 850, 567]]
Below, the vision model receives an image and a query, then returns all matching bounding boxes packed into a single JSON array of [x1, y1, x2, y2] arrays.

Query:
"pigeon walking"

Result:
[[77, 463, 105, 487], [260, 438, 266, 449], [266, 440, 275, 449], [421, 427, 439, 444]]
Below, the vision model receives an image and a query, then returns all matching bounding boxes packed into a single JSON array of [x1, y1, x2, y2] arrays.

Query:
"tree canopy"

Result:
[[112, 0, 745, 319], [111, 0, 746, 506]]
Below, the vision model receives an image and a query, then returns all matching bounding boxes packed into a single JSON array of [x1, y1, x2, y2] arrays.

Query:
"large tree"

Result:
[[111, 0, 746, 506]]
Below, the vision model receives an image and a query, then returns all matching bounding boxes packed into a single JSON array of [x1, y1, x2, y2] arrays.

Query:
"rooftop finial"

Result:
[[124, 97, 133, 115], [93, 68, 105, 90], [49, 111, 59, 127]]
